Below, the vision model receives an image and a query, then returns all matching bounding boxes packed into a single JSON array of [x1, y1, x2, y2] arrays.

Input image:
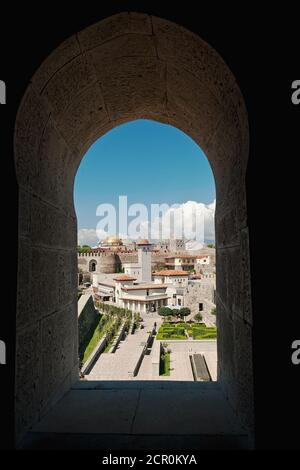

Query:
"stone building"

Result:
[[78, 251, 121, 276], [169, 238, 185, 252], [115, 275, 169, 313], [165, 254, 210, 271]]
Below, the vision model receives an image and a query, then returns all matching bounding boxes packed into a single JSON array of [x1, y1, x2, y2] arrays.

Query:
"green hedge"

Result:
[[156, 322, 217, 341]]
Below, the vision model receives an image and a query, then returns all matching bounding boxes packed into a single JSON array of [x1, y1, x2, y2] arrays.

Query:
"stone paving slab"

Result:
[[169, 351, 194, 380], [21, 432, 250, 450], [30, 384, 245, 439], [132, 388, 242, 435], [203, 351, 217, 380], [32, 389, 139, 434], [72, 380, 221, 390]]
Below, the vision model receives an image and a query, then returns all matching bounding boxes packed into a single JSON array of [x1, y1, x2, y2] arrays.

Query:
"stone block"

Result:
[[40, 306, 76, 409], [30, 247, 59, 320], [217, 302, 236, 391], [153, 16, 237, 107], [233, 316, 254, 433], [94, 56, 166, 121], [167, 65, 220, 149], [78, 12, 152, 51], [241, 228, 253, 326], [227, 246, 243, 319], [87, 33, 156, 65], [205, 111, 242, 186], [15, 324, 42, 441], [35, 118, 70, 207], [30, 196, 76, 249], [14, 86, 50, 189], [215, 208, 240, 248], [217, 246, 243, 320], [17, 239, 32, 329], [42, 55, 96, 120], [58, 250, 78, 307], [31, 35, 81, 94], [75, 120, 114, 157], [57, 84, 109, 151], [18, 188, 31, 239], [216, 249, 229, 309]]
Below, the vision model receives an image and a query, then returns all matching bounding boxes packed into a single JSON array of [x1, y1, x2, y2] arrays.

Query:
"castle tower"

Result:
[[137, 240, 153, 283]]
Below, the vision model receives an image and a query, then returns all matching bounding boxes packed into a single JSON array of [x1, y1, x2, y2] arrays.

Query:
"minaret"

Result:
[[136, 240, 152, 283]]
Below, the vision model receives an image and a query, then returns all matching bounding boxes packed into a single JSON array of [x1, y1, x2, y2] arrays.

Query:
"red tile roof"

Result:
[[121, 284, 168, 291], [113, 275, 137, 281], [190, 274, 202, 279], [152, 270, 189, 277], [120, 295, 170, 302], [165, 254, 209, 259], [136, 239, 151, 245]]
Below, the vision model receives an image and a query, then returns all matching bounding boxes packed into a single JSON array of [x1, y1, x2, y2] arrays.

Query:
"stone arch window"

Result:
[[14, 12, 253, 445], [89, 260, 97, 272]]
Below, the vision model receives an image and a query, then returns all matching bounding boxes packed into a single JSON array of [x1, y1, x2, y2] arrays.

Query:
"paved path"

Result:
[[87, 313, 160, 380], [136, 354, 152, 380]]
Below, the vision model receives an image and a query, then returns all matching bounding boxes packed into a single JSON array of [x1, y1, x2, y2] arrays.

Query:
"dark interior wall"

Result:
[[1, 2, 299, 450]]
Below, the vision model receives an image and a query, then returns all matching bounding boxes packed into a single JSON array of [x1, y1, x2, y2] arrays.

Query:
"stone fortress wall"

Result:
[[78, 252, 121, 274], [78, 251, 168, 275]]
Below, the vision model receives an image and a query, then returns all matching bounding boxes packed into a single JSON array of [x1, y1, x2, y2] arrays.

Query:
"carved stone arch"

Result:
[[14, 12, 253, 443]]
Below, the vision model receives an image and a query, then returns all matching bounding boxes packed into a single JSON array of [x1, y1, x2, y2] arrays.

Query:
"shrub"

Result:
[[158, 306, 174, 318], [194, 313, 203, 322]]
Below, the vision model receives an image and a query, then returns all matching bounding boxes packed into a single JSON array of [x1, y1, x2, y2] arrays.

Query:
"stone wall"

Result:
[[78, 294, 98, 351], [78, 252, 121, 274], [185, 281, 215, 315], [78, 251, 168, 275]]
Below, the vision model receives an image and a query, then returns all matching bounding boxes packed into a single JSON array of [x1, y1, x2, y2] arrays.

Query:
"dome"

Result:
[[136, 239, 150, 245], [105, 236, 123, 246]]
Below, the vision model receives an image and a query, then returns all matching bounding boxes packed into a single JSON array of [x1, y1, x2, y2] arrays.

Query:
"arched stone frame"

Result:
[[89, 259, 97, 272], [14, 13, 253, 443]]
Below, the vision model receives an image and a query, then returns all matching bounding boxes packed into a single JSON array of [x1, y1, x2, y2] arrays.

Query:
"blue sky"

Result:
[[74, 119, 216, 235]]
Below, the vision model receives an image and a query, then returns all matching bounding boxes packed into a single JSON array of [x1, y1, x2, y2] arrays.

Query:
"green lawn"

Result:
[[156, 322, 217, 341], [160, 352, 171, 376], [81, 315, 118, 364], [81, 316, 103, 364], [103, 336, 116, 353]]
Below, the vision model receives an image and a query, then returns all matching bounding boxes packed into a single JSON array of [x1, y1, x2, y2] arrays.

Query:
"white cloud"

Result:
[[77, 228, 104, 247], [78, 200, 215, 246], [139, 200, 215, 243]]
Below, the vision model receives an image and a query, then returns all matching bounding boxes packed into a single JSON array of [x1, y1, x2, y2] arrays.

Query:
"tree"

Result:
[[177, 307, 191, 321], [207, 244, 215, 248], [158, 306, 173, 321], [78, 245, 92, 254], [194, 313, 203, 323], [211, 307, 216, 316]]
